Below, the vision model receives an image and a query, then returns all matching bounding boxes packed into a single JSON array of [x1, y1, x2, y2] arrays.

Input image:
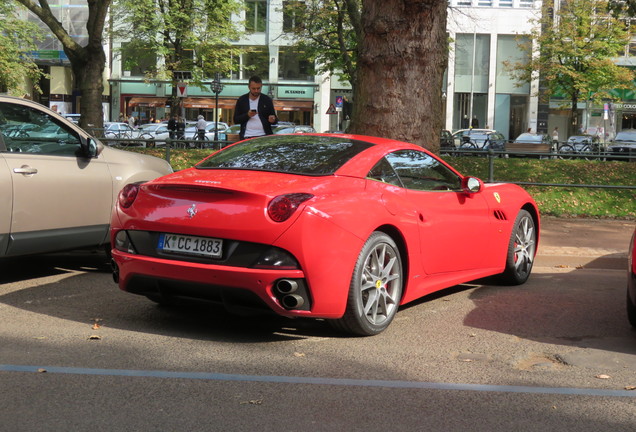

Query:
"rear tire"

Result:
[[558, 144, 575, 159], [628, 291, 636, 328], [497, 209, 536, 285], [331, 232, 403, 336]]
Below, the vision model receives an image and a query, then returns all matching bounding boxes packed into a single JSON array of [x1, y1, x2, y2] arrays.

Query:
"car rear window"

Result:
[[196, 135, 373, 175], [614, 131, 636, 142]]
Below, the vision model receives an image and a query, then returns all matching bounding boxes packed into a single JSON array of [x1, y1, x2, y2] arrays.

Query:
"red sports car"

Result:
[[111, 134, 539, 336], [628, 228, 636, 327]]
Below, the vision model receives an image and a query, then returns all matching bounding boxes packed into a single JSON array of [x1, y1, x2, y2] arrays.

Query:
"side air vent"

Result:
[[493, 210, 508, 221]]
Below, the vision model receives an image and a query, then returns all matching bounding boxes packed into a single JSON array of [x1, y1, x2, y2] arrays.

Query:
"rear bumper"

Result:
[[111, 250, 342, 318]]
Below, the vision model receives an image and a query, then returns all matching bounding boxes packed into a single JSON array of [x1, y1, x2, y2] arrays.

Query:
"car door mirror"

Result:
[[462, 176, 482, 193], [79, 136, 98, 158]]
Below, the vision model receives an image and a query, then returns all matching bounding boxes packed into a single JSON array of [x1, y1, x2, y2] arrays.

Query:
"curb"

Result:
[[536, 246, 627, 270]]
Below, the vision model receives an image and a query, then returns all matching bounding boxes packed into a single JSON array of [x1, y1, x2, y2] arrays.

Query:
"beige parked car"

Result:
[[0, 95, 173, 257]]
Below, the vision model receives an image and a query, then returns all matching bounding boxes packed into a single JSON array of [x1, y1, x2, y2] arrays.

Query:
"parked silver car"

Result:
[[0, 95, 173, 257], [185, 121, 228, 147], [137, 123, 171, 147]]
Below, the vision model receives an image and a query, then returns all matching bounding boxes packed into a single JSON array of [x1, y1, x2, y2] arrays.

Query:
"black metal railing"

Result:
[[448, 147, 636, 190]]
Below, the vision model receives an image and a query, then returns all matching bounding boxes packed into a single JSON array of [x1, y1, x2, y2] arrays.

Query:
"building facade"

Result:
[[445, 0, 538, 140], [23, 0, 636, 140]]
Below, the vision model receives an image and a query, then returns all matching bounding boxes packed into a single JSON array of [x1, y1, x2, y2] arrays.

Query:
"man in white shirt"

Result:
[[233, 76, 277, 140]]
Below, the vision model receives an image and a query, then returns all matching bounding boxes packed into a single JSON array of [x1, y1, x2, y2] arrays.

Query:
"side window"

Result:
[[385, 150, 462, 192], [0, 102, 81, 156], [368, 157, 403, 187]]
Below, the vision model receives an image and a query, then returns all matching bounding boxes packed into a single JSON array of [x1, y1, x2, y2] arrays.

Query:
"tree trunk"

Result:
[[68, 45, 106, 131], [350, 0, 447, 152], [569, 93, 579, 138]]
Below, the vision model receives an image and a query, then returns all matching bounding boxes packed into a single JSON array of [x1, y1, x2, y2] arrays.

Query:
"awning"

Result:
[[128, 97, 167, 107], [274, 100, 314, 112], [179, 97, 313, 111], [181, 97, 237, 109]]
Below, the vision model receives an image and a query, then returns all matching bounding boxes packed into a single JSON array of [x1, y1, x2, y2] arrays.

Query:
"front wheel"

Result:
[[331, 232, 403, 336], [496, 209, 536, 285], [459, 142, 477, 157], [557, 144, 575, 159]]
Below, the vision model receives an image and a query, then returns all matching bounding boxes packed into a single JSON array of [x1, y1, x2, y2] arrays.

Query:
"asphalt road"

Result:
[[1, 217, 635, 431]]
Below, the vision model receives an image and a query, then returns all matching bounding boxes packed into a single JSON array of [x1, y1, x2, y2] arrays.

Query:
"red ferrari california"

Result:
[[111, 134, 539, 336]]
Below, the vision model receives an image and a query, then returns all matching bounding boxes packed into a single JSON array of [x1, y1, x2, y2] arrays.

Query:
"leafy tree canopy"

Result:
[[111, 0, 243, 85], [282, 0, 360, 88], [0, 1, 45, 95]]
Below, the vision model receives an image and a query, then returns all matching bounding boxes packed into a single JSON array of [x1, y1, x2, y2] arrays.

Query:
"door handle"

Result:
[[13, 166, 38, 175]]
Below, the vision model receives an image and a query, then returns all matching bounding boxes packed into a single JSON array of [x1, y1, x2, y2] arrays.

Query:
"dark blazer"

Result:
[[233, 93, 277, 140]]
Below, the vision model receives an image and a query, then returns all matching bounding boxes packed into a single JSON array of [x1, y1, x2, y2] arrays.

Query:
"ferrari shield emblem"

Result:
[[187, 204, 197, 218]]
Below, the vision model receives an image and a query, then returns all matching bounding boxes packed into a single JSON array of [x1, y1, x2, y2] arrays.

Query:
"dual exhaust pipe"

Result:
[[274, 279, 308, 310]]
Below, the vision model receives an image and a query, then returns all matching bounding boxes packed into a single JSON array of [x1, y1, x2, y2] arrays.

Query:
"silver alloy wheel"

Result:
[[332, 232, 403, 336], [513, 213, 536, 276], [497, 209, 536, 285], [357, 239, 402, 327]]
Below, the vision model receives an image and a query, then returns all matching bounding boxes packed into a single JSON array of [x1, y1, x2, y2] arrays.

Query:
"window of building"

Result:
[[278, 47, 314, 81], [453, 33, 490, 130], [495, 35, 530, 94], [120, 42, 158, 77], [283, 0, 303, 32], [242, 47, 269, 80], [454, 33, 490, 93], [246, 0, 267, 33]]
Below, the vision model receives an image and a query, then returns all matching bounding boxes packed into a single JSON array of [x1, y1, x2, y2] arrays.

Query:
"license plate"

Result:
[[158, 233, 223, 258]]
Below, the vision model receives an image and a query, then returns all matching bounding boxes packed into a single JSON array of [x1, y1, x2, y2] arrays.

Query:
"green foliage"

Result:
[[111, 0, 243, 84], [447, 157, 636, 219], [0, 2, 46, 95], [282, 0, 360, 86]]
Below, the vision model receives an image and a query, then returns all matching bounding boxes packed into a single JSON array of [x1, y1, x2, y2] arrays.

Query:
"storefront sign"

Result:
[[276, 86, 315, 99]]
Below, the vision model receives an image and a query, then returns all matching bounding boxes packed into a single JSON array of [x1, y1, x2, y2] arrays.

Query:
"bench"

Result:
[[505, 142, 554, 157]]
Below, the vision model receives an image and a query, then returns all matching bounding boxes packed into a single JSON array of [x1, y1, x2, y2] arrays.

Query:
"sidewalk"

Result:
[[536, 216, 635, 269]]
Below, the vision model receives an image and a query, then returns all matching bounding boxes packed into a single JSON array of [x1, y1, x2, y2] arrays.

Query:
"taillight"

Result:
[[118, 184, 140, 209], [267, 193, 313, 222]]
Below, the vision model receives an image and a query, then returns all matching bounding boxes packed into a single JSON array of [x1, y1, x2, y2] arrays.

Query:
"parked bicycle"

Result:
[[557, 135, 605, 160]]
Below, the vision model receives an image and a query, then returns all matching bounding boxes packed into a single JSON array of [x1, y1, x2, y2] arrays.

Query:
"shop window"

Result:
[[246, 0, 267, 33], [278, 47, 314, 81]]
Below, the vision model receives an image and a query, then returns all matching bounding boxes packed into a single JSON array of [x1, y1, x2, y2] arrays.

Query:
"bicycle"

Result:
[[189, 130, 209, 149], [557, 139, 605, 160]]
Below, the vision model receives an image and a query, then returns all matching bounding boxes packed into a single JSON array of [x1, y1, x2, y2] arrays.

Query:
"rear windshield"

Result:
[[614, 131, 636, 142], [197, 135, 373, 175], [516, 133, 541, 142]]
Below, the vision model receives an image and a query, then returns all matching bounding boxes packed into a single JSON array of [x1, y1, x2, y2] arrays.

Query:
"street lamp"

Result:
[[210, 73, 224, 145]]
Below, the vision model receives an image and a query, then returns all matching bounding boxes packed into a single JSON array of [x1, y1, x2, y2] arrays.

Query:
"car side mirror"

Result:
[[79, 136, 99, 158], [462, 176, 482, 193]]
